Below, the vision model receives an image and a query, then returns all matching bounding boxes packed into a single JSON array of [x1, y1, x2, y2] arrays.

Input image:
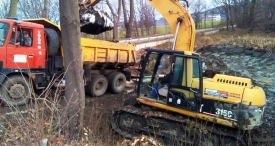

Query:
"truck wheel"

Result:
[[86, 74, 108, 97], [108, 72, 126, 94], [106, 71, 116, 82], [0, 75, 31, 106], [45, 28, 59, 57], [106, 71, 116, 91]]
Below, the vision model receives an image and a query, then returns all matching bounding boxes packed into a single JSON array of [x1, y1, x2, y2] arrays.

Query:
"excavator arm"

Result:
[[79, 0, 101, 8], [147, 0, 196, 52]]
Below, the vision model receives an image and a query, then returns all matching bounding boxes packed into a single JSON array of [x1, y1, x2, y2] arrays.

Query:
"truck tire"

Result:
[[108, 72, 126, 94], [106, 71, 116, 81], [106, 71, 116, 91], [0, 75, 31, 106], [45, 28, 59, 57], [86, 74, 108, 97]]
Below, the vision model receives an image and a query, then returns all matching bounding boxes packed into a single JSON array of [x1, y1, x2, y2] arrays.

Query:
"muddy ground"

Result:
[[84, 43, 275, 145], [82, 44, 275, 144], [197, 43, 275, 141], [0, 43, 275, 145]]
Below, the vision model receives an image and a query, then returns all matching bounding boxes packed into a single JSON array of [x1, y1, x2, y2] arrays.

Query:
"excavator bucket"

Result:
[[79, 5, 114, 35]]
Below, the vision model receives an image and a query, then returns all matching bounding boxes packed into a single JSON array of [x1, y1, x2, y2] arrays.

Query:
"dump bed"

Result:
[[22, 18, 136, 67], [81, 38, 136, 66]]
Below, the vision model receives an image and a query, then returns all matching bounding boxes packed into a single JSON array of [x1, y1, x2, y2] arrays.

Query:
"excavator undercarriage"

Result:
[[111, 104, 248, 146], [111, 97, 275, 146]]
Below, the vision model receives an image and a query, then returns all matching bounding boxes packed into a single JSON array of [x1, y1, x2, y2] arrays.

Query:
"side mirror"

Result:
[[13, 21, 20, 25]]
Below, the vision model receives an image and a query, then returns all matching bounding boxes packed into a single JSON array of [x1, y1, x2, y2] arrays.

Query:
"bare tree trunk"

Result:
[[243, 0, 249, 28], [204, 12, 206, 28], [106, 0, 122, 40], [249, 0, 256, 32], [140, 19, 144, 36], [225, 7, 229, 30], [8, 0, 18, 18], [122, 0, 134, 38], [134, 15, 139, 37], [228, 4, 235, 31], [59, 0, 85, 141], [42, 0, 49, 19]]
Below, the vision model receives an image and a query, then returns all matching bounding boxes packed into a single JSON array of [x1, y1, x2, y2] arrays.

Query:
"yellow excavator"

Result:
[[109, 0, 273, 145]]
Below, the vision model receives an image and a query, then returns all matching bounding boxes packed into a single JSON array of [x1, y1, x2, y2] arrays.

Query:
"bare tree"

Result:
[[8, 0, 18, 18], [122, 0, 134, 38], [42, 0, 49, 19], [48, 0, 60, 24], [106, 0, 122, 40], [191, 0, 206, 29], [249, 0, 256, 32], [0, 0, 10, 18], [213, 0, 235, 30], [136, 0, 156, 36], [59, 0, 85, 140], [18, 0, 60, 24]]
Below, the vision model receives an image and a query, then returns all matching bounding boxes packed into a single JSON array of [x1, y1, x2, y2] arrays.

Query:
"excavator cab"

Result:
[[138, 49, 203, 111]]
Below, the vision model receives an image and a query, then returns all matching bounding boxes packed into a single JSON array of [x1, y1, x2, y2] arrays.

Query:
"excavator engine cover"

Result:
[[79, 5, 114, 35]]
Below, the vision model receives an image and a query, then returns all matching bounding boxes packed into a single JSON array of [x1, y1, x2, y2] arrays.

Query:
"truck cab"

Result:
[[0, 19, 46, 70], [0, 19, 61, 106]]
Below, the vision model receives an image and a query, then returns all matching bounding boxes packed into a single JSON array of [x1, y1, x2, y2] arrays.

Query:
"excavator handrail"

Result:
[[147, 0, 195, 52]]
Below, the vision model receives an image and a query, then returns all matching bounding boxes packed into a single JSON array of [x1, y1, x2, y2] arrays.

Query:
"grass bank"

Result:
[[195, 28, 275, 51]]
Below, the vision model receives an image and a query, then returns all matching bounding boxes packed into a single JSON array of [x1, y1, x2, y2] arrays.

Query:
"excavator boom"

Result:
[[147, 0, 196, 52]]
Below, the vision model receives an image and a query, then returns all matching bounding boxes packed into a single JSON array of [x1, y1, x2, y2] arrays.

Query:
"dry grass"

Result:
[[195, 28, 275, 51], [135, 28, 275, 52], [0, 72, 114, 146]]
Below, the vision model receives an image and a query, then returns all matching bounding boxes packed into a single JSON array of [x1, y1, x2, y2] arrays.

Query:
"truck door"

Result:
[[166, 54, 203, 112], [6, 26, 35, 69]]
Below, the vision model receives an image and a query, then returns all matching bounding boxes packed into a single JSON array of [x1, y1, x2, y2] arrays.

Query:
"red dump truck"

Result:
[[0, 18, 136, 106]]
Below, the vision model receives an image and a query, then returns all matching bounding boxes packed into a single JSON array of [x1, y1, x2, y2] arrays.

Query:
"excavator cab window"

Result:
[[139, 50, 202, 111], [139, 52, 173, 100], [167, 55, 202, 111]]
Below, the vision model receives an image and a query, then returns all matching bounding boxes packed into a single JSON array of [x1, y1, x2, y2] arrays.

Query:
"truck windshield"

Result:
[[0, 22, 10, 46]]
